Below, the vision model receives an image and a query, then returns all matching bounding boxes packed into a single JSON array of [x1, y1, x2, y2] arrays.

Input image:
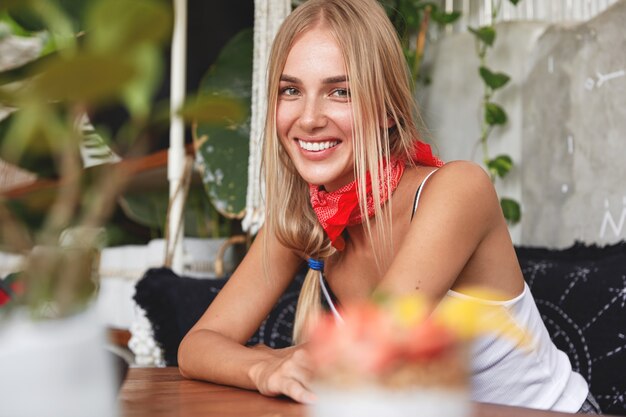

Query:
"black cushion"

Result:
[[133, 267, 303, 366], [516, 241, 626, 416]]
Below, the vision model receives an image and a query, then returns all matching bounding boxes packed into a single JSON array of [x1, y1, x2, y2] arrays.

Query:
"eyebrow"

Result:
[[280, 74, 349, 84]]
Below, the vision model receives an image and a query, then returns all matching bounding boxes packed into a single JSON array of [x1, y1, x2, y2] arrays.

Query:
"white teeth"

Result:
[[298, 139, 339, 152]]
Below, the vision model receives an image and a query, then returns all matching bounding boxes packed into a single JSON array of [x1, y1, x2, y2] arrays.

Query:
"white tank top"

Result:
[[446, 286, 588, 412], [319, 168, 589, 412], [420, 169, 588, 410]]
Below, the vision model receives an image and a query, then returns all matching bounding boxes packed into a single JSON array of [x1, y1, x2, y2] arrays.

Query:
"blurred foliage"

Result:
[[0, 0, 245, 318], [0, 0, 245, 243], [0, 0, 173, 183]]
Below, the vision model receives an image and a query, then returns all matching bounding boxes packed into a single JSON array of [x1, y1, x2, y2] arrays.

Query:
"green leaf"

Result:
[[86, 0, 172, 53], [397, 2, 421, 30], [20, 0, 80, 51], [0, 108, 61, 177], [31, 53, 136, 102], [487, 154, 513, 178], [431, 10, 461, 25], [121, 44, 163, 119], [118, 187, 219, 238], [485, 102, 507, 125], [0, 10, 35, 36], [0, 52, 57, 86], [404, 48, 416, 69], [500, 198, 521, 224], [468, 26, 496, 47], [195, 28, 252, 219], [0, 0, 27, 12], [6, 4, 47, 32], [6, 0, 90, 33], [179, 95, 244, 125], [0, 87, 17, 106], [118, 190, 166, 232], [479, 66, 510, 90], [509, 0, 522, 5], [378, 0, 396, 17]]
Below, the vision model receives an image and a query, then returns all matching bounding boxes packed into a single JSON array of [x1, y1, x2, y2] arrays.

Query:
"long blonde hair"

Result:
[[262, 0, 424, 343]]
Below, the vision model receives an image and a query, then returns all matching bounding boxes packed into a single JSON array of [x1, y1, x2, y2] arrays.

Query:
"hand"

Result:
[[249, 345, 317, 404]]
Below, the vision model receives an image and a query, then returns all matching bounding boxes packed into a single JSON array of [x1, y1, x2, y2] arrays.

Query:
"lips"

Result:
[[297, 139, 340, 152]]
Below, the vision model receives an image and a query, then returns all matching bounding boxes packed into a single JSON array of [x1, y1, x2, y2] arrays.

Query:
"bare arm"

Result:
[[378, 161, 524, 302], [177, 228, 315, 403]]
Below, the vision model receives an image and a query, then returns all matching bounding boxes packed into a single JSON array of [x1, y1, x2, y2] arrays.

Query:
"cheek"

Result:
[[332, 108, 354, 135], [275, 107, 294, 154], [276, 102, 296, 137]]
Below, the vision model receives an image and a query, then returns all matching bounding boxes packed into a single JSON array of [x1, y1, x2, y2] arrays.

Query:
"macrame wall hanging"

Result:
[[243, 0, 292, 235]]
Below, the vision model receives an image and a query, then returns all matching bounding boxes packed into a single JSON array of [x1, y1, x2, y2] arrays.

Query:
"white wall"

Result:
[[420, 21, 549, 244], [420, 1, 626, 247]]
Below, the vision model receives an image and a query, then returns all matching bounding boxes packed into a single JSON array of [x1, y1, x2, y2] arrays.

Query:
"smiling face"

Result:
[[276, 26, 355, 192]]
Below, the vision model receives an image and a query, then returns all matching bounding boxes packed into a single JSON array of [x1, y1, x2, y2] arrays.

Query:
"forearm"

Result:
[[178, 328, 278, 390]]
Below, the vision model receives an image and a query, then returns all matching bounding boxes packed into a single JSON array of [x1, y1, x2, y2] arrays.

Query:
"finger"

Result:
[[282, 355, 314, 389], [294, 365, 314, 389], [285, 379, 317, 404]]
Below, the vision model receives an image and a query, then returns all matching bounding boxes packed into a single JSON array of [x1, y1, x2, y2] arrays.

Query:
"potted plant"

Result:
[[117, 26, 254, 278], [0, 0, 243, 413]]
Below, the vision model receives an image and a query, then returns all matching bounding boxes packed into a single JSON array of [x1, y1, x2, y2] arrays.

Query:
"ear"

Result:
[[386, 116, 396, 129]]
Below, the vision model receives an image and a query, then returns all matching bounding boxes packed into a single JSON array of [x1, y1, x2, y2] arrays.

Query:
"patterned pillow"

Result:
[[516, 242, 626, 416], [133, 267, 303, 366]]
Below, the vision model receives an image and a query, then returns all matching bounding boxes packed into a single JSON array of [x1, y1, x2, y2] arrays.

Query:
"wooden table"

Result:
[[119, 367, 602, 417]]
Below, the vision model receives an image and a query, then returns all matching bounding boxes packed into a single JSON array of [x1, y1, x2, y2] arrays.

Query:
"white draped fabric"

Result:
[[167, 0, 188, 273], [242, 0, 292, 235], [442, 0, 620, 29]]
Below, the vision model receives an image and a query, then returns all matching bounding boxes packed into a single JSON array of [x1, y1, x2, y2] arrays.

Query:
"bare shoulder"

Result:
[[416, 160, 503, 227], [427, 160, 497, 200], [431, 160, 494, 191]]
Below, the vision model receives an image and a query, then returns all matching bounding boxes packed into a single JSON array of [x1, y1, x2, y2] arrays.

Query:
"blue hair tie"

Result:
[[307, 258, 324, 271]]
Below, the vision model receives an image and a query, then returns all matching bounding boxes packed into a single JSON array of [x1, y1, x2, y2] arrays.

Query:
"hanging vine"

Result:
[[469, 0, 522, 224]]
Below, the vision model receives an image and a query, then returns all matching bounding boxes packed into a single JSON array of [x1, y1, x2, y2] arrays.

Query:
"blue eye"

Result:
[[281, 87, 299, 96], [332, 88, 351, 99]]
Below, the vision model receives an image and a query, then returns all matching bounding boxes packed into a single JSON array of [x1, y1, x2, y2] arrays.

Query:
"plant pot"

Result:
[[0, 306, 118, 417]]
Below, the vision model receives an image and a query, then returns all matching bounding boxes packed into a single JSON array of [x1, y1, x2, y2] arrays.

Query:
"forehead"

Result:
[[282, 27, 346, 77]]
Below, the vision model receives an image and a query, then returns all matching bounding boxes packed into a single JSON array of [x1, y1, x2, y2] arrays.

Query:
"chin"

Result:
[[300, 176, 329, 188], [293, 161, 353, 190], [293, 167, 326, 186]]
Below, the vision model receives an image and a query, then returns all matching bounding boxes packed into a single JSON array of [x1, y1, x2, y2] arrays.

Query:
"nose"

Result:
[[298, 96, 327, 131]]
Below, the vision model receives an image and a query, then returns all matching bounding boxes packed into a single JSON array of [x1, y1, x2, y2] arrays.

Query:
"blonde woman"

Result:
[[178, 0, 598, 413]]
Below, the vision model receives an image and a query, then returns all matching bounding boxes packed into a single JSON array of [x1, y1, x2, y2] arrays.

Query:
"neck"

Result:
[[344, 222, 376, 252], [346, 165, 419, 248]]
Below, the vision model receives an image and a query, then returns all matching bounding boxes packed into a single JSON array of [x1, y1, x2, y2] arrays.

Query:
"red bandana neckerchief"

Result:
[[309, 141, 444, 251]]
